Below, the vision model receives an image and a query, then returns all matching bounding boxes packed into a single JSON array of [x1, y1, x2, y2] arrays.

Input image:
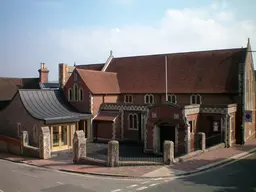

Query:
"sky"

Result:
[[0, 0, 256, 81]]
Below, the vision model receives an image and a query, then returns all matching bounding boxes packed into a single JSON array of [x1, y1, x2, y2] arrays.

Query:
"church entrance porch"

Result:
[[159, 124, 176, 153]]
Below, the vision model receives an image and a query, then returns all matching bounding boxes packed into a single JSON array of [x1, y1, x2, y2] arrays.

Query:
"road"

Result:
[[0, 159, 165, 192], [142, 152, 256, 192], [1, 153, 256, 192]]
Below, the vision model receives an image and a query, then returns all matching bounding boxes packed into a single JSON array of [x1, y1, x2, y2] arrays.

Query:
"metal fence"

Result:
[[86, 142, 108, 161], [205, 133, 222, 148]]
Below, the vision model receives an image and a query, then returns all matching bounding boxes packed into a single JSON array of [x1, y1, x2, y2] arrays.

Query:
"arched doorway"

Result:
[[158, 122, 176, 152]]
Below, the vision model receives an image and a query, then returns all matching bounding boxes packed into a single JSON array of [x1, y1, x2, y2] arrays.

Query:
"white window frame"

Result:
[[144, 94, 154, 104], [128, 113, 139, 130], [124, 94, 133, 103], [79, 88, 84, 101], [68, 88, 72, 101], [167, 94, 177, 104], [73, 84, 78, 101], [17, 123, 21, 138], [190, 94, 202, 104]]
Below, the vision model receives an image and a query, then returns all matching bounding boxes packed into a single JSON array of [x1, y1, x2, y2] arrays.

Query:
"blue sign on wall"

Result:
[[244, 110, 253, 122]]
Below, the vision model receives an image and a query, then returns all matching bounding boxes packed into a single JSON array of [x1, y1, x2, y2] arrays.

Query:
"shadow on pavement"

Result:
[[176, 152, 256, 192]]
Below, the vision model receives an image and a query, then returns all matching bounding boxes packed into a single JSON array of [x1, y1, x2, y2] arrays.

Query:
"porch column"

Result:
[[86, 119, 92, 141], [120, 109, 124, 139], [221, 115, 228, 147], [185, 118, 190, 154], [227, 115, 232, 147], [153, 125, 160, 153]]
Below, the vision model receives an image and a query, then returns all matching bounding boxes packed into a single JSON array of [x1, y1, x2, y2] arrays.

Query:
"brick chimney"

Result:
[[38, 63, 49, 83], [59, 63, 75, 88]]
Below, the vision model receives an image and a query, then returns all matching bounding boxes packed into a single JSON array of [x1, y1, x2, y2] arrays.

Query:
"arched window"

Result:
[[79, 88, 83, 101], [144, 94, 154, 104], [124, 94, 133, 103], [190, 94, 202, 104], [68, 88, 72, 101], [167, 94, 177, 104], [74, 84, 78, 101], [128, 113, 138, 130]]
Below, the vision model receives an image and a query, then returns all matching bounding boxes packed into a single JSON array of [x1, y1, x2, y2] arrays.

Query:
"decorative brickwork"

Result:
[[107, 140, 119, 167], [39, 126, 51, 159]]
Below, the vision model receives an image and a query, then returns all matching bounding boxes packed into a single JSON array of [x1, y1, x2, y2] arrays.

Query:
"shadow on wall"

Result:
[[176, 154, 256, 192]]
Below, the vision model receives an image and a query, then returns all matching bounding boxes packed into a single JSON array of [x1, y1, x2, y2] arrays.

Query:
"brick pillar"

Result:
[[163, 140, 174, 165], [107, 140, 119, 167], [21, 131, 29, 155], [197, 132, 206, 151], [39, 127, 51, 159], [73, 130, 87, 163]]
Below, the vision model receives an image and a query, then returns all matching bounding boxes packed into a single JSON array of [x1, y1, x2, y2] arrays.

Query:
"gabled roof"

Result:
[[0, 77, 39, 101], [76, 68, 120, 94], [19, 89, 91, 124], [105, 48, 247, 93], [76, 63, 104, 71]]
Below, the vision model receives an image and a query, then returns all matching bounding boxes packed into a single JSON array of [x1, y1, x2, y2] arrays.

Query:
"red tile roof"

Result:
[[76, 63, 104, 71], [105, 48, 247, 93], [0, 77, 39, 101], [76, 69, 120, 94], [94, 111, 120, 121]]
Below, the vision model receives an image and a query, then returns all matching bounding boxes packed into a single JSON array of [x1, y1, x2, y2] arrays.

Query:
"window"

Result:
[[144, 94, 154, 104], [79, 88, 83, 101], [68, 88, 72, 101], [74, 72, 78, 81], [74, 84, 78, 101], [167, 94, 177, 104], [212, 121, 219, 132], [128, 113, 138, 130], [17, 123, 22, 137], [124, 94, 133, 103], [189, 121, 193, 133], [190, 94, 201, 104]]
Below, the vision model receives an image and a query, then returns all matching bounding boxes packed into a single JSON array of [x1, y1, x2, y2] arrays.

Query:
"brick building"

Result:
[[62, 39, 255, 155]]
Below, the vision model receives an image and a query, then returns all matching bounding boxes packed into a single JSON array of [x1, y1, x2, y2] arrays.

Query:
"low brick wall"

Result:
[[0, 135, 22, 155]]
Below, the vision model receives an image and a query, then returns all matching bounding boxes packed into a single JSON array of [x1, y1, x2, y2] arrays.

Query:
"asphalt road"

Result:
[[0, 159, 163, 192], [142, 152, 256, 192]]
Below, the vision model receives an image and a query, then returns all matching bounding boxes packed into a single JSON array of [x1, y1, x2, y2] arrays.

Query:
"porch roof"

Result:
[[19, 89, 92, 124], [94, 111, 120, 121]]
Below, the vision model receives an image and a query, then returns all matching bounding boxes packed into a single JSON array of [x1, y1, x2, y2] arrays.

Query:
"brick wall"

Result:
[[0, 93, 44, 147]]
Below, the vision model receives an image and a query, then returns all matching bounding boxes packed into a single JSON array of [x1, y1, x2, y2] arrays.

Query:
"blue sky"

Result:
[[0, 0, 256, 80]]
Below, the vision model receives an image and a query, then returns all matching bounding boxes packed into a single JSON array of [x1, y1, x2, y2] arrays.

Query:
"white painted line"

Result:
[[149, 183, 159, 187], [136, 186, 148, 191], [153, 178, 162, 181], [0, 189, 4, 192], [111, 189, 122, 192], [141, 181, 149, 184], [56, 181, 64, 185], [126, 184, 138, 188]]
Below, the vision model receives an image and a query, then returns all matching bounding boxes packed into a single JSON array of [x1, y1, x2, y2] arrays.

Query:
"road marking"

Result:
[[141, 181, 149, 184], [111, 189, 122, 192], [153, 178, 162, 181], [149, 183, 159, 187], [0, 189, 4, 192], [136, 186, 148, 191], [56, 181, 64, 185], [126, 184, 138, 188]]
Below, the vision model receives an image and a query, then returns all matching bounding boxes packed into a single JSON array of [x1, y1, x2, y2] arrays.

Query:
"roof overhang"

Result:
[[44, 114, 93, 125]]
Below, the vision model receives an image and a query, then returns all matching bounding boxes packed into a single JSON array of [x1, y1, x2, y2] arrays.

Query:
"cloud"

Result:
[[1, 1, 256, 80], [50, 5, 256, 65]]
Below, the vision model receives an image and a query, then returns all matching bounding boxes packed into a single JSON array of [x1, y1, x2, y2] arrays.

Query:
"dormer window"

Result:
[[144, 94, 154, 104], [190, 94, 201, 104], [167, 94, 177, 104], [124, 94, 133, 103]]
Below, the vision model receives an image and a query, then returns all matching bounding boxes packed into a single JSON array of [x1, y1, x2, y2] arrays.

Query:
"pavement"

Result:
[[0, 139, 256, 179], [141, 151, 256, 192]]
